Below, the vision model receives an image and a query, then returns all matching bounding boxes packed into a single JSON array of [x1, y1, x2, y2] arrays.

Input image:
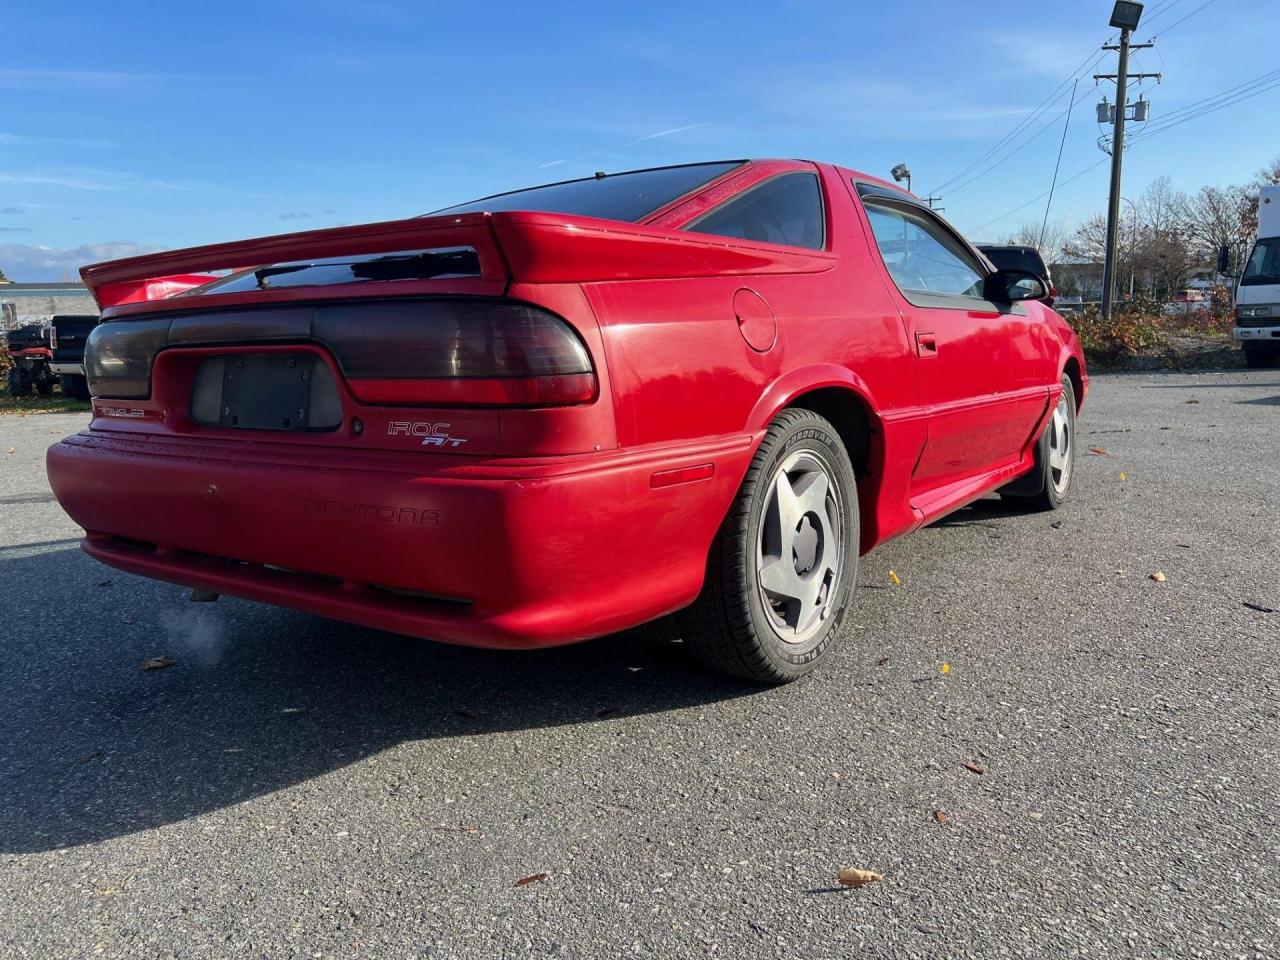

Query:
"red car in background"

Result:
[[47, 159, 1086, 683]]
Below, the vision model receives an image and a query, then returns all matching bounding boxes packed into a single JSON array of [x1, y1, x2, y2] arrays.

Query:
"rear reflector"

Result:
[[650, 463, 716, 488]]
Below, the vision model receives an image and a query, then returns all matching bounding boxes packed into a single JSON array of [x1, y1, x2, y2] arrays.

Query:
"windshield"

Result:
[[431, 161, 745, 222], [1241, 237, 1280, 285]]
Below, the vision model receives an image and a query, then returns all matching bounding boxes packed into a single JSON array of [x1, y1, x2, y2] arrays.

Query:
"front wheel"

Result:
[[1030, 375, 1076, 510], [678, 408, 859, 683], [1243, 342, 1278, 369]]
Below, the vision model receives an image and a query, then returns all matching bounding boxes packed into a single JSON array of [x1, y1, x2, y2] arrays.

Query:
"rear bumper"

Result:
[[48, 362, 85, 376], [47, 430, 752, 648]]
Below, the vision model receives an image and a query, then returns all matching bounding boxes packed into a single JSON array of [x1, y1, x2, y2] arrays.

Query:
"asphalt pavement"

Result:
[[1, 370, 1277, 959]]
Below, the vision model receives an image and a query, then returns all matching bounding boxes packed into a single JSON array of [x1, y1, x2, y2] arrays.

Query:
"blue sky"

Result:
[[2, 0, 1278, 280]]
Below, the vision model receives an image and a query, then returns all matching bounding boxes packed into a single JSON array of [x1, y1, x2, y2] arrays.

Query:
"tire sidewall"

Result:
[[1042, 375, 1077, 508], [738, 416, 859, 674]]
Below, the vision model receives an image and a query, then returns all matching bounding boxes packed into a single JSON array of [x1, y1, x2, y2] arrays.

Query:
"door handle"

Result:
[[916, 332, 938, 357]]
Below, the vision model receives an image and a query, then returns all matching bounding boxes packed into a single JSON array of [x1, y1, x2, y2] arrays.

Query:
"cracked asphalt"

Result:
[[1, 369, 1278, 959]]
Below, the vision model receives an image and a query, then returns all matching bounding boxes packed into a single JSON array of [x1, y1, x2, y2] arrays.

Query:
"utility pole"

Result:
[[1096, 2, 1159, 320], [920, 195, 944, 212]]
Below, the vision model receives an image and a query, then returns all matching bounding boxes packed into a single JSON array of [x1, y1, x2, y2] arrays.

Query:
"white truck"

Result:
[[1234, 184, 1280, 368]]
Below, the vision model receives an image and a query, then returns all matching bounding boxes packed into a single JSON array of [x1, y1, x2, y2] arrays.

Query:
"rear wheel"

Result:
[[679, 408, 859, 683], [6, 365, 31, 398]]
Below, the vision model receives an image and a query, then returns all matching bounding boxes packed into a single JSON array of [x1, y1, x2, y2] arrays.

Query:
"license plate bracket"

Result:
[[196, 354, 314, 431]]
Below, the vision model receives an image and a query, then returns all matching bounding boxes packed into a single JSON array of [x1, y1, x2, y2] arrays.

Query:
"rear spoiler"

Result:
[[81, 209, 838, 310], [79, 213, 510, 309]]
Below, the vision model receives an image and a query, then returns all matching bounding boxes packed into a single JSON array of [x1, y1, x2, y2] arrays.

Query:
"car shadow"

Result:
[[0, 545, 754, 854], [926, 495, 1023, 528]]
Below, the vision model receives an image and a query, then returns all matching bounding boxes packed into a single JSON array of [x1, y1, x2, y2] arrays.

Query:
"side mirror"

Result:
[[1217, 244, 1231, 274], [985, 269, 1048, 303]]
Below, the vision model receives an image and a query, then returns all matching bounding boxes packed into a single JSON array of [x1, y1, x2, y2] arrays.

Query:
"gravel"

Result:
[[1, 369, 1277, 959]]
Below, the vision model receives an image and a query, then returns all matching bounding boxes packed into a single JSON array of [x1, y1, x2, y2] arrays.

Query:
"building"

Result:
[[0, 281, 98, 324]]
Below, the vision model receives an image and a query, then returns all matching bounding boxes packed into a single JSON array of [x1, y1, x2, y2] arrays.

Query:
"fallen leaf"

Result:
[[1119, 472, 1127, 481], [933, 809, 947, 824], [939, 662, 951, 675], [1050, 520, 1063, 529], [1149, 571, 1167, 582], [5, 447, 14, 455], [515, 872, 548, 887], [140, 656, 176, 671], [1184, 399, 1200, 404], [837, 867, 883, 889], [1243, 601, 1275, 613], [1088, 447, 1107, 456], [79, 751, 102, 764], [962, 761, 985, 775], [98, 579, 112, 588], [597, 707, 616, 718], [888, 570, 902, 586], [877, 657, 889, 668]]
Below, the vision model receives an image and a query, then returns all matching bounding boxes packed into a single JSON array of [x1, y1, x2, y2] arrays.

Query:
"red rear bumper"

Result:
[[47, 430, 752, 648]]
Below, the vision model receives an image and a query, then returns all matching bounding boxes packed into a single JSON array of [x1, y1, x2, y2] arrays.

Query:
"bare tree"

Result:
[[1180, 184, 1256, 270], [1002, 220, 1070, 262], [1256, 155, 1280, 187]]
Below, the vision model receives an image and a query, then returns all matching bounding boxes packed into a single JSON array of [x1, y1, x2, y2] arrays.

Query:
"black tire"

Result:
[[59, 374, 92, 401], [1027, 375, 1077, 511], [34, 375, 54, 396], [678, 408, 859, 683], [6, 364, 31, 398], [1243, 342, 1277, 369]]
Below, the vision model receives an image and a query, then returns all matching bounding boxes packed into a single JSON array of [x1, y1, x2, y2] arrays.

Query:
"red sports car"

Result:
[[47, 159, 1086, 682]]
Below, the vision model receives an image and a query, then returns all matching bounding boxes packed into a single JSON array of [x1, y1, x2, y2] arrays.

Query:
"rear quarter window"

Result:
[[683, 173, 826, 250]]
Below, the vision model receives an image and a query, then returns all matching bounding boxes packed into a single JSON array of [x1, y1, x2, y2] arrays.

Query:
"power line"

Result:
[[1130, 68, 1280, 138], [942, 81, 1097, 198], [1149, 0, 1221, 35], [971, 66, 1280, 237], [1040, 78, 1080, 249], [927, 44, 1111, 195]]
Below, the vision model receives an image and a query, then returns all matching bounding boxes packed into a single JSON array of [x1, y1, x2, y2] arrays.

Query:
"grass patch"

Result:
[[0, 393, 92, 416]]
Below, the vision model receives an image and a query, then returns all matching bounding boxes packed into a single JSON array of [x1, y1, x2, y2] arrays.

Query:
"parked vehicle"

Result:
[[47, 159, 1088, 682], [48, 314, 100, 401], [1234, 185, 1280, 368], [4, 319, 57, 397], [977, 244, 1056, 305]]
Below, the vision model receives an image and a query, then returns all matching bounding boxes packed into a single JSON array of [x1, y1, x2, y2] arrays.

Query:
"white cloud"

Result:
[[0, 169, 201, 192], [619, 123, 708, 148], [0, 69, 153, 91], [0, 242, 158, 282]]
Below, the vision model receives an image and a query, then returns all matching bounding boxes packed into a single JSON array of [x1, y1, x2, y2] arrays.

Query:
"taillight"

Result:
[[86, 318, 171, 399], [313, 300, 597, 407]]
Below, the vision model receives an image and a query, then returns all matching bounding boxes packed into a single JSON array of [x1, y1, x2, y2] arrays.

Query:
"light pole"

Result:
[[1100, 1, 1147, 321], [1120, 196, 1138, 298]]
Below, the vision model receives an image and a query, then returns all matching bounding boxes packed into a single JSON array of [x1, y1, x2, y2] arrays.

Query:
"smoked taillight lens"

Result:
[[312, 300, 597, 407], [85, 318, 171, 399]]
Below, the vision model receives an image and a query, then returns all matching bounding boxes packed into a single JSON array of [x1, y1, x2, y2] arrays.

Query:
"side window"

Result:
[[862, 201, 986, 300], [684, 173, 825, 250]]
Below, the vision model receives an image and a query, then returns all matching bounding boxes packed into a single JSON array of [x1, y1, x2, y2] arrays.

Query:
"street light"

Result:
[[1109, 1, 1144, 30], [890, 163, 912, 194]]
